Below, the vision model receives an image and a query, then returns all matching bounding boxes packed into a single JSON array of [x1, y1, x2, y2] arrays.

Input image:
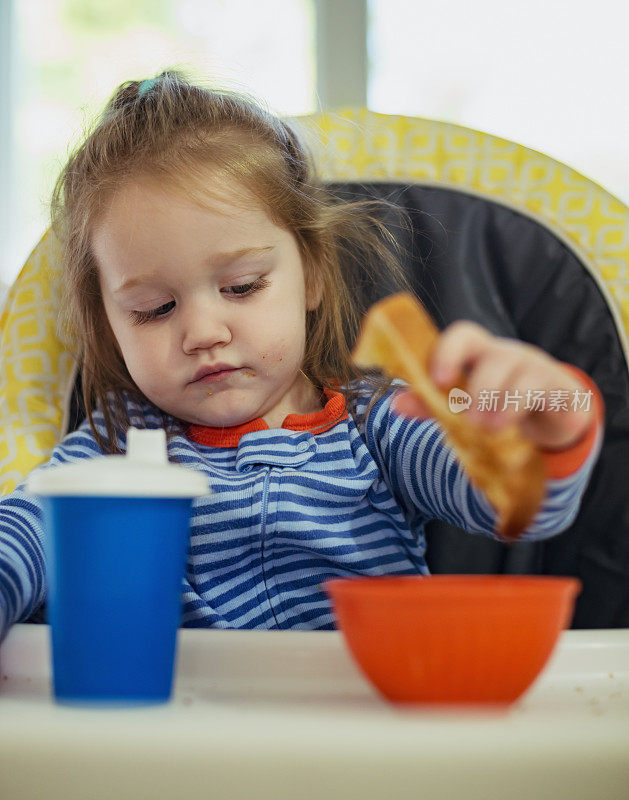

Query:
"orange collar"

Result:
[[186, 388, 348, 447]]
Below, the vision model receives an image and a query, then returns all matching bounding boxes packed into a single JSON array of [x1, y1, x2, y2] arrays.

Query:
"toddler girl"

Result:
[[0, 72, 603, 640]]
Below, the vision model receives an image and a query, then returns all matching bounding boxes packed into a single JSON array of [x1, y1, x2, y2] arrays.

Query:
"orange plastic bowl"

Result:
[[325, 575, 581, 705]]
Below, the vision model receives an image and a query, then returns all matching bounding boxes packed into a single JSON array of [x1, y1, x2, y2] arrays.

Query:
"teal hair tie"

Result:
[[138, 78, 157, 98]]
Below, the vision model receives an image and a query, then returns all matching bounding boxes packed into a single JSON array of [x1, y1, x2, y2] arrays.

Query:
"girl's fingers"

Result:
[[430, 321, 494, 385], [514, 367, 594, 449], [465, 351, 528, 428], [394, 319, 594, 449]]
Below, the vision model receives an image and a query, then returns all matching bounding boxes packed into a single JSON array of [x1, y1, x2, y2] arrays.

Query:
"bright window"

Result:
[[368, 0, 629, 205], [4, 0, 315, 285]]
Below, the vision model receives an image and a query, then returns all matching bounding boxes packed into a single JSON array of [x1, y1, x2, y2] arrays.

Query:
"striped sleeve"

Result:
[[0, 492, 47, 644], [357, 382, 604, 543], [0, 424, 106, 644]]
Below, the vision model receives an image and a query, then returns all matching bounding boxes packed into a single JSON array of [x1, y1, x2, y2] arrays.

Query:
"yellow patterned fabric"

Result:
[[292, 109, 629, 349], [1, 109, 628, 494], [0, 231, 77, 495]]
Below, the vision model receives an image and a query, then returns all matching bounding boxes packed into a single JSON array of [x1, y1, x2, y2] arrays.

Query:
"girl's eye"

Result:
[[130, 301, 175, 325], [222, 276, 270, 297]]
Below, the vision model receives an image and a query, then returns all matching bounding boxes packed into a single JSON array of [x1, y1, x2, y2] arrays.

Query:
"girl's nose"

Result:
[[181, 298, 232, 354]]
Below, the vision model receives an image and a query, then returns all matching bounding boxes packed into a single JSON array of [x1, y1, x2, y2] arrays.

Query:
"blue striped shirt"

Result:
[[0, 382, 601, 639]]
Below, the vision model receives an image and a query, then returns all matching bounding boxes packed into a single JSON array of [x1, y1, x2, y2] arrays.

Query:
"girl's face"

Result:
[[93, 176, 322, 429]]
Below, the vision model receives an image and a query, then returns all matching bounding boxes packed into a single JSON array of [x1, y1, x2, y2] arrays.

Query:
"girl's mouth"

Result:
[[195, 368, 240, 384]]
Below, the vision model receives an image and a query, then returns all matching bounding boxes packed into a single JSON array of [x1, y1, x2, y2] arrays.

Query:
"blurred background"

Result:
[[1, 0, 628, 286]]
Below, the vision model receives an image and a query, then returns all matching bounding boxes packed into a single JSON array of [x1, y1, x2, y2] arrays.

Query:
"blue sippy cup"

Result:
[[27, 428, 208, 706]]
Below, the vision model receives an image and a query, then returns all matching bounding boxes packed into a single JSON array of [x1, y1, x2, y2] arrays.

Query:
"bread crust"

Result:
[[352, 293, 546, 541]]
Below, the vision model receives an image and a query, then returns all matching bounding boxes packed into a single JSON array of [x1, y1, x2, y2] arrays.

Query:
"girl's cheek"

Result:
[[258, 350, 283, 366], [260, 338, 290, 364]]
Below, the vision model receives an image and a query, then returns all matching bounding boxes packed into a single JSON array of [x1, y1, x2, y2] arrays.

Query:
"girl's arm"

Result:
[[0, 422, 110, 644], [0, 490, 47, 644], [361, 367, 603, 543]]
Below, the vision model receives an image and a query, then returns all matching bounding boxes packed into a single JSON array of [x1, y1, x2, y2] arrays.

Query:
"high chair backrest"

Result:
[[294, 110, 629, 629], [1, 110, 628, 627]]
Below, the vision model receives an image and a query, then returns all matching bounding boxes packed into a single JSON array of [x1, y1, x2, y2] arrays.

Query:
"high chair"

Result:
[[2, 110, 628, 628]]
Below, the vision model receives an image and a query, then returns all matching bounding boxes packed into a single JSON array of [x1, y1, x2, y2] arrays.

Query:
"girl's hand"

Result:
[[393, 321, 594, 451]]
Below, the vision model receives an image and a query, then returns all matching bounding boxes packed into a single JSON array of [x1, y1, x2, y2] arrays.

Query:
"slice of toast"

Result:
[[352, 293, 546, 541]]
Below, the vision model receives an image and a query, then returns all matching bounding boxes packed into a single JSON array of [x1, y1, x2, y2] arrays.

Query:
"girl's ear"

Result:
[[305, 270, 323, 311]]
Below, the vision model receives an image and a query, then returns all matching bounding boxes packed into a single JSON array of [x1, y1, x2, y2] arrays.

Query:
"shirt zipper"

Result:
[[259, 467, 280, 628]]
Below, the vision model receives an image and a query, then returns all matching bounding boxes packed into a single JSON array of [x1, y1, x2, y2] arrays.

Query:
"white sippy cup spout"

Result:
[[126, 428, 168, 464]]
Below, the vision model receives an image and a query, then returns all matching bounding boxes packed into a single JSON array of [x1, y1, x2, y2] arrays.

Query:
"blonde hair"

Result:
[[51, 70, 413, 452]]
